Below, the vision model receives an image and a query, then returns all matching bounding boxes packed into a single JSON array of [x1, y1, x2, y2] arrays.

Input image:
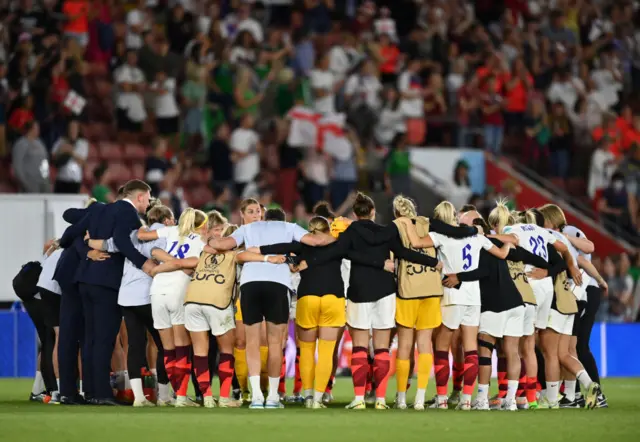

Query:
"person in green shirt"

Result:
[[234, 67, 265, 119], [384, 134, 411, 196], [207, 47, 234, 122], [91, 162, 116, 203]]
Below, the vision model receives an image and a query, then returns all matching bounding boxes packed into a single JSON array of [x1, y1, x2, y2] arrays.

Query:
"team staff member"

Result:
[[208, 208, 333, 409], [58, 181, 157, 405], [300, 193, 442, 410], [86, 203, 177, 407], [442, 206, 549, 411], [249, 216, 394, 409]]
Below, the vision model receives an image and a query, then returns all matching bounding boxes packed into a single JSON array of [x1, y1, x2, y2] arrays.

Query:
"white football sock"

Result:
[[477, 384, 490, 401], [130, 378, 145, 401], [565, 380, 577, 401], [158, 383, 170, 401], [506, 380, 518, 402], [461, 393, 472, 404], [267, 377, 280, 401], [547, 381, 560, 403], [397, 391, 407, 403], [355, 395, 364, 402], [576, 370, 593, 389], [303, 389, 313, 398], [249, 376, 263, 401], [414, 389, 426, 406], [314, 391, 324, 402], [32, 371, 44, 394], [124, 370, 131, 390], [56, 378, 60, 391]]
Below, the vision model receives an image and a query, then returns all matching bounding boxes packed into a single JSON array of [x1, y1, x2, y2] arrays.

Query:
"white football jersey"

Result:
[[429, 232, 494, 306], [562, 225, 597, 288], [503, 224, 557, 268], [548, 229, 588, 301], [150, 226, 205, 294]]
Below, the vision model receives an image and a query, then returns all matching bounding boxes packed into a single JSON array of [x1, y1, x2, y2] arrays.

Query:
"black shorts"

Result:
[[240, 281, 290, 326], [572, 300, 587, 337], [38, 288, 61, 328], [117, 107, 143, 133], [156, 116, 179, 135]]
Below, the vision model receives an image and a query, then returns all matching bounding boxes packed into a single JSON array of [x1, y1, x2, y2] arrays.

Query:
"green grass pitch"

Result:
[[0, 378, 639, 442]]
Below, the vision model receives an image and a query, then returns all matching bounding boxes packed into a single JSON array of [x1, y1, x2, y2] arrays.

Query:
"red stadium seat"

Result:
[[187, 186, 214, 208], [89, 62, 108, 79], [406, 118, 426, 146], [84, 161, 99, 182], [95, 80, 113, 99], [99, 142, 123, 161], [87, 143, 100, 161], [0, 181, 18, 193], [108, 162, 132, 184], [123, 144, 147, 162], [130, 162, 145, 180]]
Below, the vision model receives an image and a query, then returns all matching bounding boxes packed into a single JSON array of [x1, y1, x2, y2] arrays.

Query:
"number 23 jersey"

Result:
[[150, 226, 205, 295], [502, 224, 557, 272], [430, 232, 494, 306]]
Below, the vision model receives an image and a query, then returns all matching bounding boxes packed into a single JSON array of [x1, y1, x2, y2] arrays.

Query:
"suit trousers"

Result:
[[58, 282, 88, 398], [79, 283, 122, 399]]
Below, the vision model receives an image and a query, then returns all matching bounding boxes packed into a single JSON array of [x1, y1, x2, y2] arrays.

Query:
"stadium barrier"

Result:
[[2, 304, 638, 378]]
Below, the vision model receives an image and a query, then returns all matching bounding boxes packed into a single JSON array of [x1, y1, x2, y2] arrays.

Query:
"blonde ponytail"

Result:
[[433, 201, 457, 226], [393, 195, 417, 219], [177, 208, 208, 243], [539, 204, 567, 230], [308, 216, 330, 234], [488, 199, 511, 234]]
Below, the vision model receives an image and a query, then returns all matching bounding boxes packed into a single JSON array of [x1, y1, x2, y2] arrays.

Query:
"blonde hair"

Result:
[[433, 201, 457, 226], [308, 216, 330, 235], [488, 200, 511, 234], [514, 210, 536, 224], [539, 204, 567, 230], [223, 224, 239, 237], [177, 208, 208, 243], [240, 198, 260, 214], [207, 210, 228, 230], [84, 198, 97, 208], [393, 195, 417, 219]]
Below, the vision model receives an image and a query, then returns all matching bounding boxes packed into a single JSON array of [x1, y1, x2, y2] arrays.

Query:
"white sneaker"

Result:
[[322, 392, 334, 404], [175, 396, 200, 408], [304, 396, 314, 409], [249, 398, 265, 409], [434, 396, 448, 409], [133, 398, 156, 408], [345, 398, 366, 410], [502, 399, 517, 411], [472, 398, 490, 410], [311, 401, 326, 409], [203, 396, 216, 408], [156, 397, 175, 407], [394, 400, 407, 410], [455, 399, 471, 411], [413, 402, 425, 411], [265, 399, 284, 409]]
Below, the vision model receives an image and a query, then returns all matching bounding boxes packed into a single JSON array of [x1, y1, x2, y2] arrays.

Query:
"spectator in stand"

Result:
[[150, 69, 179, 145], [548, 101, 573, 178], [590, 49, 623, 111], [230, 113, 261, 197], [598, 171, 634, 235], [159, 167, 187, 218], [457, 72, 479, 148], [378, 32, 400, 85], [209, 122, 233, 195], [384, 132, 411, 197], [234, 67, 265, 120], [302, 148, 329, 212], [481, 76, 505, 154], [114, 50, 146, 143], [375, 87, 404, 149], [423, 71, 448, 146], [126, 0, 152, 51], [63, 0, 90, 50], [445, 159, 473, 211], [330, 127, 359, 212], [587, 137, 616, 200], [328, 33, 360, 85], [86, 0, 114, 66], [397, 58, 424, 145], [51, 120, 88, 194], [12, 121, 50, 193], [547, 67, 584, 112], [91, 161, 115, 203], [230, 30, 257, 65], [7, 94, 34, 142], [182, 62, 207, 151], [145, 137, 171, 197], [524, 96, 550, 173], [166, 3, 195, 55], [344, 59, 382, 147], [504, 58, 532, 135], [311, 52, 339, 116], [606, 254, 635, 323]]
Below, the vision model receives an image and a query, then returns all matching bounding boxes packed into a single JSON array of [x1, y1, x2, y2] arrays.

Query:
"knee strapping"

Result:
[[478, 339, 495, 353], [479, 356, 492, 366]]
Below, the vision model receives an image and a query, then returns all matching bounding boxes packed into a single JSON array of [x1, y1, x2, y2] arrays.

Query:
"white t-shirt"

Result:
[[230, 128, 260, 184], [51, 137, 89, 183], [149, 227, 205, 294], [344, 74, 382, 109], [547, 78, 584, 111], [311, 69, 336, 115], [126, 8, 149, 49], [303, 149, 329, 186], [229, 46, 256, 65], [236, 17, 263, 43], [328, 46, 358, 81], [37, 249, 63, 295], [231, 221, 309, 289], [398, 71, 424, 118], [115, 64, 147, 122], [430, 233, 494, 306], [375, 106, 405, 146], [152, 78, 179, 118], [591, 68, 622, 108]]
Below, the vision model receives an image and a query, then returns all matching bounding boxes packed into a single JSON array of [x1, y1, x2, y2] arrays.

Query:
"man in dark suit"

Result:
[[58, 180, 156, 405], [54, 200, 108, 404]]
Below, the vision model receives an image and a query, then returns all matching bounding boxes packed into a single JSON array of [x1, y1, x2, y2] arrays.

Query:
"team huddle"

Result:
[[19, 179, 608, 411]]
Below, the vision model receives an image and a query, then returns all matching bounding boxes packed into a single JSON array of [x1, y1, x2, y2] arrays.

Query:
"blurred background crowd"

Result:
[[0, 0, 639, 321]]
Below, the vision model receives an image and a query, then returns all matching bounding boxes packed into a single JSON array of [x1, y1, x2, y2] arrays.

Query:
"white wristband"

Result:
[[263, 255, 268, 262]]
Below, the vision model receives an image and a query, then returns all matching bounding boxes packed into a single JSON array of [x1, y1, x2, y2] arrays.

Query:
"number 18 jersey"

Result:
[[430, 232, 494, 306], [149, 226, 205, 296]]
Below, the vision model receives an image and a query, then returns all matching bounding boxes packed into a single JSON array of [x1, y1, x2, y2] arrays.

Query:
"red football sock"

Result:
[[462, 351, 478, 396], [193, 355, 211, 397], [527, 376, 538, 403], [351, 347, 369, 397], [365, 355, 374, 393], [163, 349, 178, 392], [175, 346, 191, 397], [434, 350, 450, 396], [373, 349, 390, 400], [218, 353, 234, 399], [452, 361, 464, 392], [293, 348, 302, 394], [517, 359, 526, 398], [497, 356, 507, 399], [325, 376, 335, 394], [278, 350, 286, 395]]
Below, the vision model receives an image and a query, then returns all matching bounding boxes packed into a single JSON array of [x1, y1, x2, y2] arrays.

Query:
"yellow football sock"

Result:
[[417, 353, 434, 390], [234, 347, 248, 392], [299, 340, 317, 392], [314, 339, 336, 395], [396, 358, 410, 393], [260, 346, 269, 391]]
